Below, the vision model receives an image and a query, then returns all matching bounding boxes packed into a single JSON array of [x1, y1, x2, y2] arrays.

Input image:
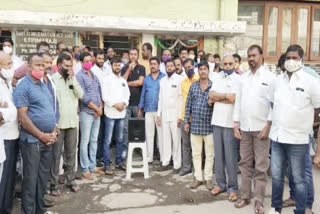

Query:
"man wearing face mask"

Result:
[[233, 45, 274, 213], [267, 45, 320, 214], [14, 41, 50, 84], [157, 59, 183, 172], [179, 58, 199, 176], [2, 38, 24, 71], [0, 52, 19, 214], [208, 54, 241, 202], [72, 46, 81, 62], [76, 52, 104, 180], [184, 61, 214, 190], [160, 49, 172, 73], [13, 53, 58, 214], [50, 53, 83, 194]]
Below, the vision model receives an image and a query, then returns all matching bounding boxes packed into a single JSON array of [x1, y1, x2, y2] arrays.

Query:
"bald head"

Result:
[[222, 55, 235, 72], [0, 51, 13, 70]]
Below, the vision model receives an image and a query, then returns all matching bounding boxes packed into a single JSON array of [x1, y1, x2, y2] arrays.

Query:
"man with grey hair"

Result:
[[209, 54, 241, 202]]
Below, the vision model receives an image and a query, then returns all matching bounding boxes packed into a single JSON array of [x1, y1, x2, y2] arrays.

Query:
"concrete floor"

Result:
[[11, 161, 319, 214]]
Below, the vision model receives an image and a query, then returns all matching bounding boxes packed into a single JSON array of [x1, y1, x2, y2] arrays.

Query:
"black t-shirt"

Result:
[[121, 64, 146, 106]]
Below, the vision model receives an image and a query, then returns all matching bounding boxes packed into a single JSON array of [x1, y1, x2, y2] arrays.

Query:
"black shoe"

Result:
[[96, 161, 104, 168], [173, 168, 180, 174], [115, 164, 126, 171], [157, 165, 171, 171], [179, 169, 192, 176]]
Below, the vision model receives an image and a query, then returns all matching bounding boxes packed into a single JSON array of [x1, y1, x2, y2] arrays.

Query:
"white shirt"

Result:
[[0, 79, 19, 140], [209, 71, 219, 82], [233, 65, 275, 132], [211, 71, 241, 128], [91, 64, 110, 85], [12, 55, 24, 71], [73, 62, 82, 75], [101, 72, 130, 119], [157, 73, 183, 122], [268, 69, 320, 145]]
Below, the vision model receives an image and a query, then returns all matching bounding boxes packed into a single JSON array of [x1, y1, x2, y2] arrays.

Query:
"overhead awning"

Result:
[[0, 10, 246, 36]]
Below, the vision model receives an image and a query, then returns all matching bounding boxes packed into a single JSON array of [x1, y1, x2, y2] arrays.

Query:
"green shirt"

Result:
[[51, 72, 84, 129]]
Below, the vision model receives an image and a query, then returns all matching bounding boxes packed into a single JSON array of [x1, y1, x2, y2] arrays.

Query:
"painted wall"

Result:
[[0, 0, 221, 21]]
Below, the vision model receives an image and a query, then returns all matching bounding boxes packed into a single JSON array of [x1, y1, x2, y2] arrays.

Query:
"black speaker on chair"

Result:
[[128, 118, 145, 142]]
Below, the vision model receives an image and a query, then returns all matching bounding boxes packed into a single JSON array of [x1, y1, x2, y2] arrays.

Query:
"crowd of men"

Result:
[[0, 37, 320, 214]]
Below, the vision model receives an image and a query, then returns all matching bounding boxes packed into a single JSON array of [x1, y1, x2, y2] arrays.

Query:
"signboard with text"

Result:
[[15, 30, 76, 60]]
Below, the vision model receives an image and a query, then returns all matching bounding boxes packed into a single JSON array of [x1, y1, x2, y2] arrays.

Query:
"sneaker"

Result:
[[268, 208, 280, 214], [105, 169, 114, 176], [157, 165, 171, 171], [205, 180, 213, 190], [190, 180, 202, 189], [43, 194, 56, 207], [82, 172, 94, 181]]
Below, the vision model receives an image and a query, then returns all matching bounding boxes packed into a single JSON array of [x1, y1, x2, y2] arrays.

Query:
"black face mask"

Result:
[[186, 69, 195, 78], [214, 63, 220, 69], [60, 68, 69, 79]]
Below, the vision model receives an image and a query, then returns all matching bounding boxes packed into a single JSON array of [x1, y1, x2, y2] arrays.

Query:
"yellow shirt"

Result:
[[181, 74, 199, 120], [138, 58, 151, 75]]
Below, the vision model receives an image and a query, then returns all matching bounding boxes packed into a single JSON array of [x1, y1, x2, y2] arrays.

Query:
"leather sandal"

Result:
[[234, 199, 250, 208], [210, 186, 224, 196], [228, 193, 238, 202]]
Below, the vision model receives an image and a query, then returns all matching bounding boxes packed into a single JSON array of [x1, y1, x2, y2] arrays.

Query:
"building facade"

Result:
[[0, 0, 319, 71]]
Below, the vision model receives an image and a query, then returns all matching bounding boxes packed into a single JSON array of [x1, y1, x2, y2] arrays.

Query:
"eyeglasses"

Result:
[[223, 62, 234, 66]]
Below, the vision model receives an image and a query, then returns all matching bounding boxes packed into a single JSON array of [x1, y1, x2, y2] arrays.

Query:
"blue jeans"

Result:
[[288, 141, 314, 209], [103, 117, 125, 170], [271, 140, 308, 214], [79, 112, 100, 173]]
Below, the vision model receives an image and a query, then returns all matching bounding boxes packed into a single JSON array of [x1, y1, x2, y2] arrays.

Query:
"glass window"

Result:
[[103, 36, 139, 56], [281, 8, 293, 53], [236, 4, 264, 57], [267, 7, 278, 56], [312, 9, 320, 57], [297, 8, 309, 52]]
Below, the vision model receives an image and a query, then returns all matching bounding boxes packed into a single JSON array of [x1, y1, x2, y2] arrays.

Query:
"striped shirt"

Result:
[[76, 69, 102, 115], [184, 80, 213, 135]]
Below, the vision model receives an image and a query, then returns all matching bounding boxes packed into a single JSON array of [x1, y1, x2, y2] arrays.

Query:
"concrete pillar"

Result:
[[204, 36, 218, 55]]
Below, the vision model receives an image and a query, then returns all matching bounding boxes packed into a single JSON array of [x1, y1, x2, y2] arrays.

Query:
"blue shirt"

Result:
[[184, 81, 213, 135], [138, 72, 166, 112], [13, 75, 56, 143], [76, 69, 102, 115]]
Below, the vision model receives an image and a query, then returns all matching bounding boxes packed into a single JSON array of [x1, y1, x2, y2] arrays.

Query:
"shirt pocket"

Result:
[[290, 87, 309, 109], [257, 82, 269, 98]]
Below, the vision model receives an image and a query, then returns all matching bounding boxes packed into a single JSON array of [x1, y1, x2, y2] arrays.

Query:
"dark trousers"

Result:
[[20, 141, 52, 214], [181, 121, 192, 172], [0, 139, 19, 214], [97, 115, 106, 162], [50, 128, 78, 190]]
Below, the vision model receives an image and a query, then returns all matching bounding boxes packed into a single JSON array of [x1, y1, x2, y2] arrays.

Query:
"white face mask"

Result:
[[284, 59, 303, 73], [208, 62, 215, 70], [188, 54, 195, 60], [1, 68, 14, 80], [3, 46, 13, 55]]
